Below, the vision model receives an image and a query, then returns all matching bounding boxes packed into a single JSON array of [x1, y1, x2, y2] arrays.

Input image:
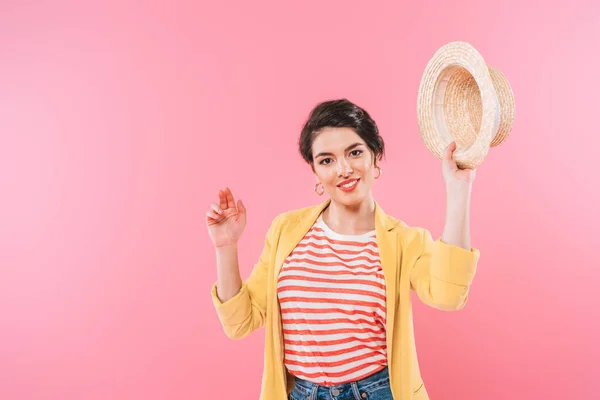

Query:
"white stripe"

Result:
[[286, 355, 387, 375], [296, 237, 379, 252], [283, 331, 386, 342], [289, 248, 380, 262], [278, 279, 384, 293], [282, 322, 385, 332], [285, 254, 381, 268], [281, 263, 382, 275], [280, 269, 384, 281], [284, 338, 386, 352], [278, 290, 386, 306], [279, 302, 387, 321], [281, 312, 383, 322], [285, 347, 385, 364], [291, 364, 384, 384]]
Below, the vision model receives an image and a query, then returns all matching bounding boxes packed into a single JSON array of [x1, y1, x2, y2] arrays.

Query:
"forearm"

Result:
[[215, 243, 243, 302], [441, 186, 472, 250]]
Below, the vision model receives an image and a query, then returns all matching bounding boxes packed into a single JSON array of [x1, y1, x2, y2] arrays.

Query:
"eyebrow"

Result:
[[314, 142, 364, 159]]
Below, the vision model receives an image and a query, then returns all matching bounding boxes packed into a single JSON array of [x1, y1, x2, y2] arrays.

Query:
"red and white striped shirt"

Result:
[[277, 213, 387, 386]]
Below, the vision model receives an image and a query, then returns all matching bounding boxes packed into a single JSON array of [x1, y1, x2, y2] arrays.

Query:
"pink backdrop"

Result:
[[1, 0, 598, 399]]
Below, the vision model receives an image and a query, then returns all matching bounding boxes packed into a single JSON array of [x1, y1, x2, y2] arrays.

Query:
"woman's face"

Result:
[[311, 127, 378, 206]]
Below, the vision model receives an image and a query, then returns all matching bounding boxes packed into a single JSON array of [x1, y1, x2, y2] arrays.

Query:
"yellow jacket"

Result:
[[211, 198, 480, 400]]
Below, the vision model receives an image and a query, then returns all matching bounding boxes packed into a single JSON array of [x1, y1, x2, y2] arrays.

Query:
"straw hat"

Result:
[[417, 41, 515, 169]]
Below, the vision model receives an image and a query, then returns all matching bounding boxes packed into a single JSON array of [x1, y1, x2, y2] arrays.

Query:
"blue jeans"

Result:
[[288, 366, 393, 400]]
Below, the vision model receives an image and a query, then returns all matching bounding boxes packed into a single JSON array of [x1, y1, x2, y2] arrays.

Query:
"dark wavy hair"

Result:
[[298, 99, 385, 170]]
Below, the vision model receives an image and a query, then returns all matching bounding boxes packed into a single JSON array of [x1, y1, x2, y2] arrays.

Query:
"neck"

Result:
[[323, 194, 376, 235]]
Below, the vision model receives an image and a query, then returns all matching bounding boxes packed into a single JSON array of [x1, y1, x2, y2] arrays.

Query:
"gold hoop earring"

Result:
[[314, 182, 325, 196], [374, 166, 382, 179]]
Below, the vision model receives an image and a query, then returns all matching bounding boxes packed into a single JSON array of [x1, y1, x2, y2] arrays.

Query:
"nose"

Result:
[[337, 157, 353, 177]]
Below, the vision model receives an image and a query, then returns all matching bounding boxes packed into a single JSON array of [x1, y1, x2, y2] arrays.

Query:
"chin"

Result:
[[334, 194, 365, 206]]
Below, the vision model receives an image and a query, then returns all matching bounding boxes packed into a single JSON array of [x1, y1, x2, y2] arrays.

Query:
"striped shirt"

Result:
[[277, 212, 387, 386]]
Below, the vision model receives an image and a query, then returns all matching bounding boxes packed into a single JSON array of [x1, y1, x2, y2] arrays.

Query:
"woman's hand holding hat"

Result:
[[442, 141, 476, 190]]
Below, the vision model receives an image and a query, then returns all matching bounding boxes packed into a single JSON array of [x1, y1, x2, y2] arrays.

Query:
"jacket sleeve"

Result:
[[210, 215, 280, 339], [410, 228, 480, 311]]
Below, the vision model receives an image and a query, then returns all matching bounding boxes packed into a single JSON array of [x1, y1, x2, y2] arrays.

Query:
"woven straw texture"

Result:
[[417, 41, 514, 169]]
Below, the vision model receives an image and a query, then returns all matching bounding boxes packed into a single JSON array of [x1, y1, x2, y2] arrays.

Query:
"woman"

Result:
[[206, 99, 480, 400]]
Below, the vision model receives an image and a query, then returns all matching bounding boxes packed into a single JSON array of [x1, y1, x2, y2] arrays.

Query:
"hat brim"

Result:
[[417, 41, 500, 169]]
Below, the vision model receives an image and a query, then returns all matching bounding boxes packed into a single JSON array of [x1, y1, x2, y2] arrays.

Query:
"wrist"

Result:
[[446, 183, 471, 198], [215, 242, 239, 253]]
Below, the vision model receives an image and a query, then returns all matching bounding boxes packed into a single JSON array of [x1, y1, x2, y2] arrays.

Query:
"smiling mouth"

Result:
[[338, 179, 360, 189]]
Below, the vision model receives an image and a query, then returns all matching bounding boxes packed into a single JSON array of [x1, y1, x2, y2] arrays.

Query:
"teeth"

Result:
[[342, 181, 357, 188]]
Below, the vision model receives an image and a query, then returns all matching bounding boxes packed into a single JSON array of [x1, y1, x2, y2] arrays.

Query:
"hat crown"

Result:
[[417, 41, 515, 169]]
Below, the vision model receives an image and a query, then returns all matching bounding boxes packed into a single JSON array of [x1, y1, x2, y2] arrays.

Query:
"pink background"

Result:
[[1, 0, 598, 399]]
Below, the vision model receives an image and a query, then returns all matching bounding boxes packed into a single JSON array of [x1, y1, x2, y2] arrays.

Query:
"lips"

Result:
[[337, 178, 360, 187], [337, 178, 360, 192]]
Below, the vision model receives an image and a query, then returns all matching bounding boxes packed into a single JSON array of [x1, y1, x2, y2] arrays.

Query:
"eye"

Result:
[[350, 149, 363, 157], [319, 157, 333, 165]]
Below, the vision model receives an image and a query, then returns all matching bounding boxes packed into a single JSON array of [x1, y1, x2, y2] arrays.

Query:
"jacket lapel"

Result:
[[274, 198, 332, 277], [374, 202, 400, 374]]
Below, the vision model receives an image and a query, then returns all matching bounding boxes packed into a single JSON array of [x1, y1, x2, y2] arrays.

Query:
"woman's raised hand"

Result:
[[205, 187, 247, 248]]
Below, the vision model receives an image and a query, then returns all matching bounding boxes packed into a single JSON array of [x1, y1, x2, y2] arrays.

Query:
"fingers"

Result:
[[444, 141, 456, 160], [211, 203, 223, 215], [206, 209, 221, 222], [237, 199, 245, 214], [215, 187, 239, 214], [225, 187, 235, 209], [442, 142, 459, 175], [206, 202, 224, 223], [218, 190, 227, 210]]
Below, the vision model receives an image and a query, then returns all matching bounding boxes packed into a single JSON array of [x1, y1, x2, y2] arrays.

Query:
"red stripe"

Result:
[[285, 343, 386, 358], [284, 336, 386, 347], [278, 285, 386, 301], [293, 240, 379, 257], [280, 266, 383, 278], [278, 275, 385, 290], [289, 248, 379, 263], [279, 307, 386, 321], [283, 257, 381, 270], [281, 317, 383, 328], [278, 297, 386, 312], [285, 352, 385, 368], [283, 326, 385, 336], [280, 310, 386, 324]]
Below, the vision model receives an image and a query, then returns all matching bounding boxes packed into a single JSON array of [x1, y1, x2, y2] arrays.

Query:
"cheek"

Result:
[[325, 172, 339, 186], [317, 169, 337, 186], [354, 160, 373, 176]]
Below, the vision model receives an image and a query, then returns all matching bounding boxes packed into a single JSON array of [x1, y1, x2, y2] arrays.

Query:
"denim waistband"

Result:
[[293, 365, 389, 393]]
